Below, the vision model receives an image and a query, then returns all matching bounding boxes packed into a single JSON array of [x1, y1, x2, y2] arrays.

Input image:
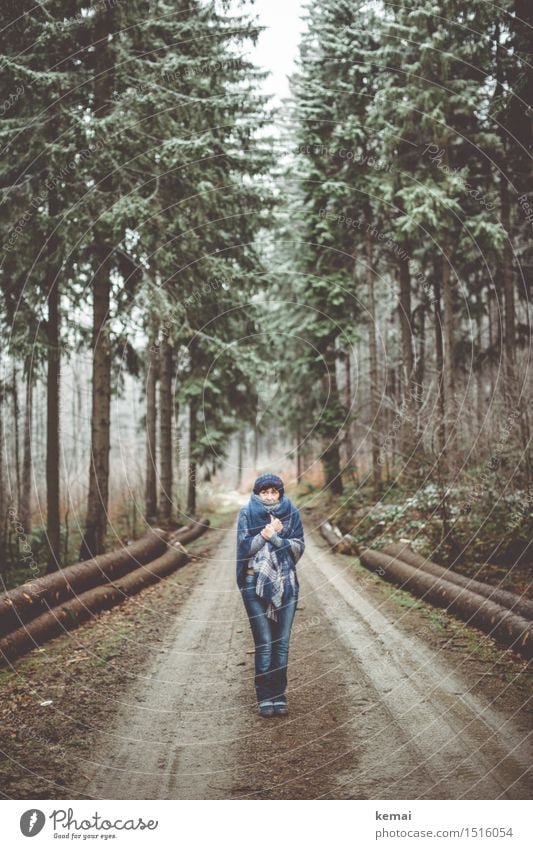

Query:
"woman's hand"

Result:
[[261, 518, 284, 540], [261, 524, 275, 540]]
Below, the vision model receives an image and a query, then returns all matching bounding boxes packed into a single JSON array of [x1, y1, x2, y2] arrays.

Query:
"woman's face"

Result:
[[259, 486, 280, 504]]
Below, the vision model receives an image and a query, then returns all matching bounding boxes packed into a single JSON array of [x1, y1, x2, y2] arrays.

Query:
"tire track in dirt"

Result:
[[81, 520, 532, 800], [301, 531, 532, 800]]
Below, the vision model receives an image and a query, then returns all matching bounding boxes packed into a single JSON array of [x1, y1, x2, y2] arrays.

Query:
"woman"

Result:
[[236, 473, 305, 717]]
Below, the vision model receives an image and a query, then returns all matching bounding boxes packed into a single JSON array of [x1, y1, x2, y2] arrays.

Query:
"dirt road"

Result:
[[82, 520, 532, 800]]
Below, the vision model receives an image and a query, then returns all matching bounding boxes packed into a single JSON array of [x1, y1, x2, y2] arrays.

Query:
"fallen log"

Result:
[[170, 516, 210, 546], [0, 542, 191, 667], [384, 543, 533, 621], [0, 528, 168, 639], [359, 548, 533, 660], [0, 518, 209, 642]]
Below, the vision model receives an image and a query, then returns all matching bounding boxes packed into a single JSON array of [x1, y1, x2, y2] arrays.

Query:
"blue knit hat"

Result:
[[253, 473, 285, 498]]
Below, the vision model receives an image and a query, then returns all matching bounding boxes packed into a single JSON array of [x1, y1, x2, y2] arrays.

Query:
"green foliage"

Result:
[[0, 0, 276, 522]]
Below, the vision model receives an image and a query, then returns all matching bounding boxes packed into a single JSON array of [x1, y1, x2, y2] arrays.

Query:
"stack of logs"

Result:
[[319, 524, 532, 660], [0, 518, 210, 667]]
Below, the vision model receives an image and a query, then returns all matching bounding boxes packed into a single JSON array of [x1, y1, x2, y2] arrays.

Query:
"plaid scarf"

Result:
[[245, 492, 301, 622]]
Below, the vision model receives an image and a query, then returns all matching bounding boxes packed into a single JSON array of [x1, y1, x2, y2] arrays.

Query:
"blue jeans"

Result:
[[240, 574, 298, 703]]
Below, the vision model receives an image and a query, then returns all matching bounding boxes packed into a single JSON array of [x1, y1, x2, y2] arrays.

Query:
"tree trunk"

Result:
[[0, 379, 5, 556], [388, 365, 397, 475], [187, 397, 197, 514], [173, 389, 180, 512], [500, 176, 532, 489], [296, 418, 302, 484], [413, 303, 425, 416], [145, 329, 158, 521], [433, 275, 447, 473], [12, 364, 21, 510], [79, 247, 112, 560], [19, 360, 33, 533], [431, 271, 456, 548], [493, 17, 531, 489], [0, 527, 209, 668], [397, 260, 416, 468], [342, 349, 355, 474], [237, 426, 245, 489], [475, 299, 484, 430], [366, 234, 380, 498], [334, 334, 354, 480], [501, 164, 516, 404], [0, 528, 168, 638], [167, 516, 210, 546], [384, 543, 533, 620], [319, 520, 353, 554], [321, 339, 344, 495], [441, 254, 456, 456], [46, 240, 61, 572], [158, 335, 173, 524], [487, 285, 498, 404], [359, 548, 532, 660], [79, 5, 115, 560]]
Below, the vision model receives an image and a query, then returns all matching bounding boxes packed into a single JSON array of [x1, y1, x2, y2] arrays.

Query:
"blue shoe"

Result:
[[272, 698, 288, 716], [258, 699, 274, 718]]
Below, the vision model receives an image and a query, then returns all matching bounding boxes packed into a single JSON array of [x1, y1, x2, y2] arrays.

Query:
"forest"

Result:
[[1, 0, 533, 810]]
